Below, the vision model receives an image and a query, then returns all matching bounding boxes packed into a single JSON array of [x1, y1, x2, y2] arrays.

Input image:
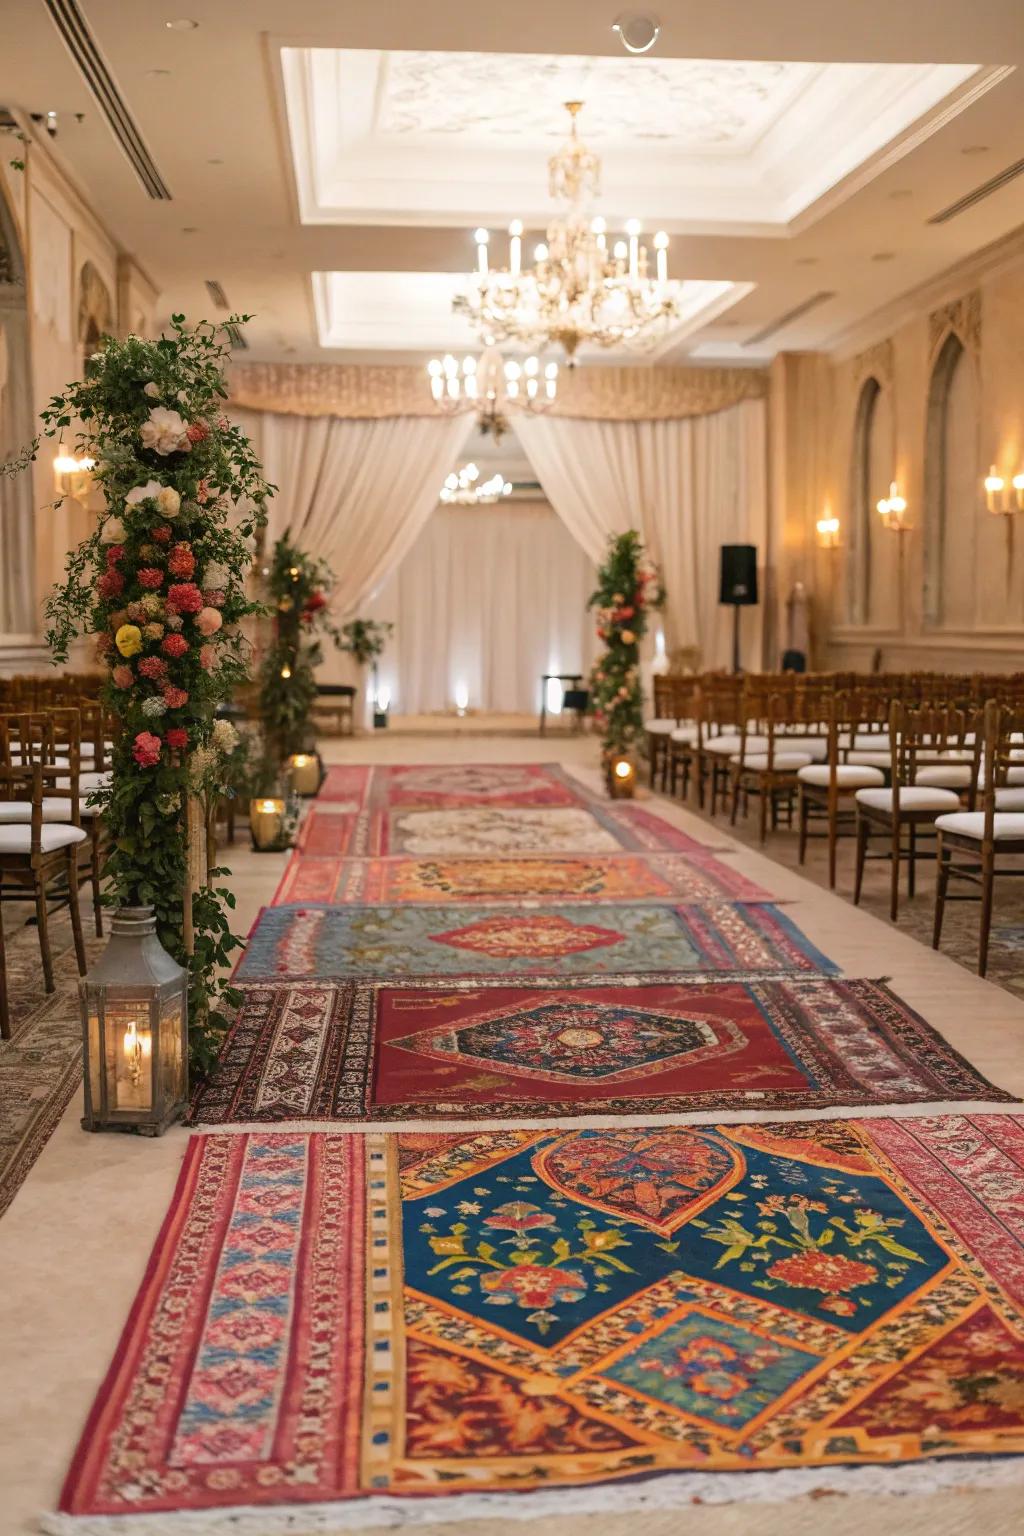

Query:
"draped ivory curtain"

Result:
[[363, 500, 597, 716], [256, 410, 475, 618], [515, 399, 768, 670]]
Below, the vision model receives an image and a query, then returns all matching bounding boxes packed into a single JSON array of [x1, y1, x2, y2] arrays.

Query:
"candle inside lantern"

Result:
[[287, 752, 321, 796], [117, 1017, 153, 1111], [251, 797, 287, 851]]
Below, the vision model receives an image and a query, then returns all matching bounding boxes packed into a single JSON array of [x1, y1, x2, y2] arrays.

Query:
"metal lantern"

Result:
[[607, 754, 637, 799], [287, 750, 322, 797], [250, 796, 290, 851], [80, 906, 189, 1135]]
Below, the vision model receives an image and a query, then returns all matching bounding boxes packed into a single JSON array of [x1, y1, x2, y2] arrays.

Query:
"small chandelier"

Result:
[[453, 101, 677, 363], [440, 462, 513, 505], [427, 344, 557, 440]]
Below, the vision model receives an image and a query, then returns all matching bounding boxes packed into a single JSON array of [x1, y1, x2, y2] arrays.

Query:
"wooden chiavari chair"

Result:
[[797, 690, 889, 888]]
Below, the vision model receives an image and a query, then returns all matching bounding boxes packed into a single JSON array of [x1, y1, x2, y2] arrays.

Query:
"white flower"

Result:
[[143, 382, 160, 399], [125, 479, 164, 507], [211, 719, 239, 755], [176, 390, 188, 405], [165, 613, 184, 632], [100, 515, 126, 544], [189, 745, 217, 785], [141, 696, 167, 718], [157, 486, 181, 518], [140, 406, 190, 457], [204, 562, 229, 589]]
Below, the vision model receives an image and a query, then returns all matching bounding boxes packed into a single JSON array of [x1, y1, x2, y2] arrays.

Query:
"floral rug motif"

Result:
[[236, 901, 836, 982], [56, 1117, 1024, 1524], [272, 851, 771, 907], [191, 977, 1012, 1124]]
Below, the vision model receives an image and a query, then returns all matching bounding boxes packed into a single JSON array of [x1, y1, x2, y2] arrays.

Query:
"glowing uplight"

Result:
[[545, 676, 564, 716], [454, 681, 469, 716], [376, 686, 391, 713]]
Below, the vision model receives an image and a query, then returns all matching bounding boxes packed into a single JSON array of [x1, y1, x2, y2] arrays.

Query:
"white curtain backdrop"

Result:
[[516, 399, 768, 670], [364, 500, 597, 716], [256, 410, 475, 618]]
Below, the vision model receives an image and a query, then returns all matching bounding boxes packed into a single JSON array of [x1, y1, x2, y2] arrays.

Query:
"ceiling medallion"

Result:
[[452, 101, 677, 363]]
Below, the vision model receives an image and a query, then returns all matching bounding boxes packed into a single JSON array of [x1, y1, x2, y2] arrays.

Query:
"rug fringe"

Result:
[[38, 1456, 1024, 1535]]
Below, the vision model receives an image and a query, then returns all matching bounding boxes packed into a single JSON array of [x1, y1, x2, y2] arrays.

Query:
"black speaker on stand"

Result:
[[719, 544, 759, 674]]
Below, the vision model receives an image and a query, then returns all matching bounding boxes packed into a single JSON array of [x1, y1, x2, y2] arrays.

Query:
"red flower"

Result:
[[97, 569, 124, 599], [168, 544, 196, 578], [165, 727, 188, 750], [304, 590, 326, 613], [203, 589, 225, 608], [152, 524, 173, 544], [166, 582, 203, 614], [105, 544, 125, 566], [186, 419, 210, 444], [616, 606, 635, 621], [161, 633, 188, 658], [138, 656, 168, 682], [138, 567, 164, 590], [163, 685, 188, 709], [767, 1251, 877, 1295], [483, 1201, 556, 1234], [480, 1265, 588, 1310], [132, 731, 162, 768]]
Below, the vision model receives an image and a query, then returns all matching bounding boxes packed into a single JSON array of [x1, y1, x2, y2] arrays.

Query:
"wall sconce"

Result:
[[54, 440, 95, 500], [984, 465, 1024, 514], [876, 481, 910, 532], [815, 516, 840, 549]]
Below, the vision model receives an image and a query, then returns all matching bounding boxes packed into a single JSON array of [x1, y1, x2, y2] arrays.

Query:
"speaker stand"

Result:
[[730, 604, 742, 674]]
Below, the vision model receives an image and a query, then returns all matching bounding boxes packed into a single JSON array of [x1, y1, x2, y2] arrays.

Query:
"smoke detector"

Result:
[[612, 13, 661, 54]]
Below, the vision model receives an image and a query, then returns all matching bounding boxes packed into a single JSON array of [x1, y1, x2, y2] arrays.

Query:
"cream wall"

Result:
[[775, 231, 1024, 674], [0, 121, 157, 672]]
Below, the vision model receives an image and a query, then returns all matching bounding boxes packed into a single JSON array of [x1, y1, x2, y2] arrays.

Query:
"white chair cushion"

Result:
[[670, 725, 697, 744], [995, 787, 1024, 811], [980, 766, 1024, 789], [936, 812, 1024, 842], [846, 750, 892, 769], [645, 719, 676, 735], [52, 770, 111, 793], [7, 752, 71, 767], [839, 733, 890, 751], [0, 798, 96, 823], [705, 735, 767, 756], [0, 823, 87, 853], [856, 786, 961, 813], [798, 763, 885, 789], [915, 764, 973, 789], [730, 751, 813, 771]]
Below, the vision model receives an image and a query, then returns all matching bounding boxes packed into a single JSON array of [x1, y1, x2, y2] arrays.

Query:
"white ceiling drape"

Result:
[[258, 410, 475, 619], [515, 399, 768, 670]]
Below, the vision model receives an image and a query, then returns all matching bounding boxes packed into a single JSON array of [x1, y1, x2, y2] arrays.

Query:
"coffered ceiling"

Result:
[[2, 0, 1024, 366]]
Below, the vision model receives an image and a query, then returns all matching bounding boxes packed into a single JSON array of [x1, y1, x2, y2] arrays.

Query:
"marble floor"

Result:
[[2, 732, 1024, 1536]]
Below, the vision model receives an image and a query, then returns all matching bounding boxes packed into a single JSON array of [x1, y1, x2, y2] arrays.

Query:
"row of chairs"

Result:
[[646, 672, 1024, 976]]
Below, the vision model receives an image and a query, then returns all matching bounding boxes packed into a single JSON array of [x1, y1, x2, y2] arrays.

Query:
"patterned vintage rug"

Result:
[[191, 976, 1014, 1125], [52, 1117, 1024, 1531], [235, 901, 836, 981], [0, 914, 100, 1219], [272, 850, 771, 906]]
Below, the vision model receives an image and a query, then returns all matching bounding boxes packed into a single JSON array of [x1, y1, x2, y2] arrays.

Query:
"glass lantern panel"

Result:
[[103, 1001, 154, 1113], [159, 1001, 186, 1108], [86, 1007, 102, 1117]]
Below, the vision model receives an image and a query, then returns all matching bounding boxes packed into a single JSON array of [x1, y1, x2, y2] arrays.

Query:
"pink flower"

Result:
[[126, 601, 147, 624], [132, 731, 162, 768], [111, 665, 133, 689], [138, 656, 168, 682], [138, 567, 164, 590], [94, 632, 114, 657], [163, 686, 188, 709], [97, 569, 124, 600], [152, 524, 173, 544], [186, 419, 210, 444], [161, 633, 188, 658], [165, 727, 188, 750], [168, 544, 196, 578], [166, 582, 203, 614], [105, 545, 125, 567], [199, 645, 217, 670], [196, 478, 211, 505], [196, 606, 223, 637], [203, 589, 225, 609]]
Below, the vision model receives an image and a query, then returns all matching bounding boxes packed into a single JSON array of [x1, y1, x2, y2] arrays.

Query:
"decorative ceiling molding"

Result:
[[928, 289, 981, 363], [229, 361, 768, 421]]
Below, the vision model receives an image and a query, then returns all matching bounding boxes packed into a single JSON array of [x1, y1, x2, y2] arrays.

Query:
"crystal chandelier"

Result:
[[440, 462, 513, 505], [427, 344, 557, 441], [453, 101, 677, 362]]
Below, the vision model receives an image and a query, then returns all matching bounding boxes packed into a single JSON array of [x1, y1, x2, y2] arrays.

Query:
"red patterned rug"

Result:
[[53, 1117, 1024, 1530], [191, 977, 1012, 1124]]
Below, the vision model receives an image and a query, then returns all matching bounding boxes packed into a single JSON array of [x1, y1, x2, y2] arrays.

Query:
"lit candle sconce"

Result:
[[815, 515, 841, 550], [984, 465, 1024, 514], [876, 482, 910, 532], [54, 440, 96, 500]]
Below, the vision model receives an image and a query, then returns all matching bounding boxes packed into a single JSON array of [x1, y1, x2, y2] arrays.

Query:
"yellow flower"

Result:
[[620, 629, 636, 645], [115, 623, 143, 657]]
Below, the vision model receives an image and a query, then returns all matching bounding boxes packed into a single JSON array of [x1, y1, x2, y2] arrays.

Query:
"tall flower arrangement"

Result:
[[587, 529, 665, 779], [41, 316, 271, 1070], [340, 618, 393, 711], [257, 533, 343, 766]]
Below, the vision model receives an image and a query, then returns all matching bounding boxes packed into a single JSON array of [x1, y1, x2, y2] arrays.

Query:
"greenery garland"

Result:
[[257, 533, 343, 767], [339, 618, 393, 708], [587, 529, 665, 778], [41, 315, 272, 1072]]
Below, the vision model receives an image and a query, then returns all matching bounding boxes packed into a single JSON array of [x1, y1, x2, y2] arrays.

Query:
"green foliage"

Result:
[[36, 315, 272, 1071], [587, 530, 665, 772], [340, 617, 393, 668], [257, 532, 343, 765]]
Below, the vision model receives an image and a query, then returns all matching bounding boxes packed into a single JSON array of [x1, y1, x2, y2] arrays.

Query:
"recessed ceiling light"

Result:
[[165, 17, 198, 30], [207, 157, 223, 165], [961, 144, 989, 155], [145, 67, 171, 77], [888, 188, 912, 200], [181, 226, 198, 234], [794, 255, 819, 266], [871, 251, 896, 262]]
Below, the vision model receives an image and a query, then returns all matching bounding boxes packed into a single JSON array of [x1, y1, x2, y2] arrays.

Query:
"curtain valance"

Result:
[[229, 361, 768, 422]]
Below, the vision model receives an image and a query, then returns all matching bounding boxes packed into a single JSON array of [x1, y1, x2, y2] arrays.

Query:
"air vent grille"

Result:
[[745, 291, 836, 347], [204, 279, 230, 310], [928, 157, 1024, 225], [41, 0, 171, 199]]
